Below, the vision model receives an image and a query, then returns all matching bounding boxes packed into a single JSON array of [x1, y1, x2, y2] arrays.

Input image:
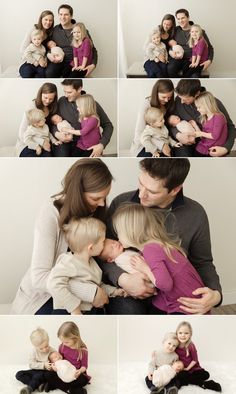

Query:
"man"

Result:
[[102, 158, 222, 315], [52, 79, 113, 156], [46, 4, 97, 78], [169, 79, 236, 157], [167, 8, 213, 77]]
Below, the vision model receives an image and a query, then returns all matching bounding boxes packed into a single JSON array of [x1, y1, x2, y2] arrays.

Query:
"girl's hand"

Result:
[[130, 255, 149, 274], [194, 131, 202, 138], [92, 286, 109, 308]]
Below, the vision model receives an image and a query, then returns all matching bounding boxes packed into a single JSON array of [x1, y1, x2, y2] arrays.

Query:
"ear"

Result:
[[107, 257, 114, 263], [87, 243, 94, 253], [170, 184, 183, 197]]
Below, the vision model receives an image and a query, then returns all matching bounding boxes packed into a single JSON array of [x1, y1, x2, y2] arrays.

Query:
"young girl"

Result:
[[70, 94, 101, 157], [184, 24, 208, 77], [70, 22, 93, 77], [164, 321, 222, 392], [144, 30, 168, 78], [44, 321, 91, 394], [112, 203, 208, 315], [140, 107, 181, 157], [19, 29, 47, 78], [47, 217, 124, 314], [193, 91, 228, 156]]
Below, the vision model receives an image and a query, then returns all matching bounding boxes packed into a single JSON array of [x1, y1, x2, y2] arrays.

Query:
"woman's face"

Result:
[[84, 184, 111, 211], [162, 19, 173, 32], [41, 14, 54, 30], [158, 91, 173, 106], [41, 92, 56, 107]]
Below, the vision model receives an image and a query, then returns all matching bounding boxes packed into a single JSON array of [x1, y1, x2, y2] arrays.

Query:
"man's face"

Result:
[[63, 85, 81, 102], [58, 8, 72, 27], [176, 12, 189, 29], [138, 170, 178, 208]]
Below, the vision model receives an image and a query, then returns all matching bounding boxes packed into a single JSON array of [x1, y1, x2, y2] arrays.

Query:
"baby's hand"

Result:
[[112, 288, 128, 297], [148, 373, 153, 381], [195, 131, 202, 138], [36, 145, 42, 155], [130, 255, 148, 273]]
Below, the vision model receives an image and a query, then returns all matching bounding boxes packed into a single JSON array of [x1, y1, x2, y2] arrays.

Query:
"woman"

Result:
[[130, 79, 175, 157], [158, 14, 176, 48], [10, 158, 113, 314], [16, 83, 59, 157], [19, 10, 54, 78]]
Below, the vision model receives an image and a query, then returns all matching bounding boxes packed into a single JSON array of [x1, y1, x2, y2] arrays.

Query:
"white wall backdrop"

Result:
[[0, 78, 117, 155], [0, 158, 235, 306], [0, 0, 117, 77], [0, 315, 117, 365], [118, 79, 236, 151], [119, 0, 236, 77], [119, 315, 236, 362]]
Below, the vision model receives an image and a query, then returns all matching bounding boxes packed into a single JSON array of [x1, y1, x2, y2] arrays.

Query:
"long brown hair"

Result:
[[53, 158, 113, 228], [159, 14, 176, 39], [34, 83, 58, 115], [35, 10, 54, 39], [150, 79, 175, 116]]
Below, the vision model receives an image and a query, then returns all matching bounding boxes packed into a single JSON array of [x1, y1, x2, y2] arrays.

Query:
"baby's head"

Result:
[[144, 107, 164, 128], [26, 108, 46, 128], [162, 332, 179, 354], [49, 351, 63, 363], [168, 39, 177, 48], [172, 360, 184, 373], [47, 40, 57, 49], [31, 29, 43, 46], [98, 238, 124, 262], [63, 217, 106, 257], [151, 30, 161, 45], [30, 327, 50, 353], [49, 46, 65, 61], [168, 115, 181, 127], [51, 114, 63, 125]]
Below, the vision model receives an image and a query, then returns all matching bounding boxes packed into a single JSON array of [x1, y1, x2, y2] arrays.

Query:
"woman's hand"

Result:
[[92, 286, 109, 308]]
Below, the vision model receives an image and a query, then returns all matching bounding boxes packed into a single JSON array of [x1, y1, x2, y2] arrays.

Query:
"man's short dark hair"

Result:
[[139, 159, 190, 192], [175, 9, 189, 18], [58, 4, 73, 16], [175, 79, 201, 98], [61, 79, 83, 90]]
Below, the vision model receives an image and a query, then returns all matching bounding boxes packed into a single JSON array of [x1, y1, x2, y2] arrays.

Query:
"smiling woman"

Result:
[[10, 158, 113, 315]]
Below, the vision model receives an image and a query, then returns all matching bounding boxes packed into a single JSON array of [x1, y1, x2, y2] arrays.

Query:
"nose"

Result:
[[139, 185, 147, 199], [97, 199, 105, 207]]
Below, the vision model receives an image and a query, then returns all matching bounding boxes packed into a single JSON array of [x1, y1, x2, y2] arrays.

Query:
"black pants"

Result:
[[44, 370, 89, 393], [105, 296, 149, 314], [20, 147, 52, 157], [145, 375, 156, 390], [71, 146, 93, 157], [15, 369, 46, 390], [167, 369, 210, 389], [45, 61, 72, 78]]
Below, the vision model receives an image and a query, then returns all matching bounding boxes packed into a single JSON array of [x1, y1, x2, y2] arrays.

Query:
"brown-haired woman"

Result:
[[11, 158, 113, 314], [130, 79, 175, 156], [16, 82, 59, 157]]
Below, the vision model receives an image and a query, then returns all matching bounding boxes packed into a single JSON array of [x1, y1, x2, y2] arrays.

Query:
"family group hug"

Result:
[[16, 321, 90, 394], [130, 79, 236, 157], [16, 79, 113, 157], [11, 158, 222, 316], [145, 321, 221, 394], [143, 9, 213, 78], [19, 4, 97, 78]]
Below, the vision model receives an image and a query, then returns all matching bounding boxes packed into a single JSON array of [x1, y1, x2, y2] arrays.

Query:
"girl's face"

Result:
[[162, 20, 173, 32], [59, 336, 76, 348], [84, 185, 111, 212], [73, 27, 82, 40], [163, 338, 178, 353], [191, 27, 200, 40], [152, 33, 161, 45], [196, 103, 207, 115], [158, 91, 173, 106], [41, 92, 56, 107], [177, 325, 191, 344], [42, 14, 54, 30]]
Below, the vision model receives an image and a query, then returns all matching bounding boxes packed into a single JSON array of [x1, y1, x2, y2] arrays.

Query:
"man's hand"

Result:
[[88, 143, 104, 157], [200, 59, 211, 71], [92, 286, 109, 308], [178, 288, 221, 314], [176, 132, 195, 145], [209, 146, 228, 157], [84, 64, 96, 76], [118, 272, 155, 299], [55, 131, 73, 143]]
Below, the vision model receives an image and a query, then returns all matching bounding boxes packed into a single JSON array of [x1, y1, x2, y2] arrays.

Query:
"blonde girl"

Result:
[[112, 203, 207, 315], [43, 322, 91, 393], [183, 24, 209, 77], [70, 22, 93, 77], [70, 94, 101, 157], [163, 321, 222, 391], [193, 91, 228, 156]]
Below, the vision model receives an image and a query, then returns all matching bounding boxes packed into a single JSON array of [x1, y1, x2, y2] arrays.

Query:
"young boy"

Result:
[[15, 327, 55, 394]]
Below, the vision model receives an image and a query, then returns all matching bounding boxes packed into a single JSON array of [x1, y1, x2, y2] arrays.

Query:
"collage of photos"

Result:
[[0, 0, 236, 393]]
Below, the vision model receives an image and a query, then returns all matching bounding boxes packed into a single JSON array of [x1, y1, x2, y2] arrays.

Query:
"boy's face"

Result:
[[163, 338, 178, 353], [37, 340, 50, 353], [99, 239, 124, 262], [91, 234, 106, 257], [33, 118, 45, 128], [32, 35, 42, 47]]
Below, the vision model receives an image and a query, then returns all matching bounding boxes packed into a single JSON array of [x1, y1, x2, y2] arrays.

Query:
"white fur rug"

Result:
[[119, 361, 236, 394], [0, 364, 116, 394]]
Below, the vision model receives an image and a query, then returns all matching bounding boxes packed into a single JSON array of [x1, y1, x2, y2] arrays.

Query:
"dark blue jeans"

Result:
[[144, 60, 168, 78], [20, 147, 52, 157], [35, 298, 68, 315], [15, 369, 46, 390], [19, 63, 45, 78]]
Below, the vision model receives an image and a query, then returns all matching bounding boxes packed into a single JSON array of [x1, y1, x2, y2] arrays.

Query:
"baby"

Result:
[[24, 108, 60, 155], [47, 40, 65, 63], [48, 351, 76, 383], [168, 39, 184, 59], [168, 115, 197, 139], [141, 107, 181, 157], [51, 114, 74, 140], [152, 360, 184, 389]]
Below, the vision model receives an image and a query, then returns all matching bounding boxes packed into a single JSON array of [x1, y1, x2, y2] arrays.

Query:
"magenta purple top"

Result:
[[142, 243, 205, 314], [176, 343, 202, 373], [196, 113, 228, 155], [192, 38, 208, 63], [59, 344, 91, 381], [71, 38, 92, 67], [76, 116, 100, 150]]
